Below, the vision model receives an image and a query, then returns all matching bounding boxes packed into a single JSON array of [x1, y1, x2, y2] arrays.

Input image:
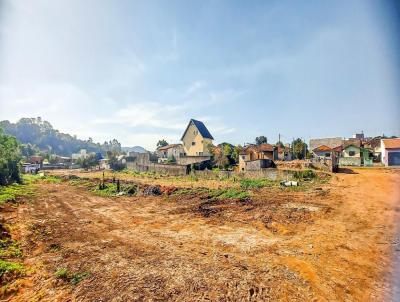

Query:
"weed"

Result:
[[0, 239, 23, 258], [55, 268, 69, 280], [293, 169, 317, 180], [240, 178, 274, 190], [0, 260, 25, 278], [55, 268, 90, 285], [0, 183, 35, 204], [70, 272, 90, 285], [211, 188, 250, 200]]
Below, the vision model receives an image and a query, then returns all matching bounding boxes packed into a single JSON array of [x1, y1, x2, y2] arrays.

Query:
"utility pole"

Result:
[[278, 133, 281, 144]]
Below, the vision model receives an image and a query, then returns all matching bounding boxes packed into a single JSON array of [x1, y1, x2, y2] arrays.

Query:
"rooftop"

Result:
[[382, 138, 400, 149]]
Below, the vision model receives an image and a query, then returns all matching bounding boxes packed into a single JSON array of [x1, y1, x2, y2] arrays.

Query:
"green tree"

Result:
[[292, 138, 307, 160], [76, 154, 98, 170], [0, 128, 21, 185], [156, 139, 168, 148], [232, 145, 243, 163], [255, 136, 268, 145]]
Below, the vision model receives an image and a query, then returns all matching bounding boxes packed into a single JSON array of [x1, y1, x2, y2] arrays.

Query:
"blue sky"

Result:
[[0, 0, 399, 150]]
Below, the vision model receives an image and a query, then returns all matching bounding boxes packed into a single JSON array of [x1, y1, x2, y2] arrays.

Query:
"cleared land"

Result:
[[1, 168, 399, 301]]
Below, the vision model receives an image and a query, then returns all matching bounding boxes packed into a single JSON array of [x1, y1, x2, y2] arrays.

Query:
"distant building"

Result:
[[352, 132, 365, 139], [72, 149, 88, 160], [381, 138, 400, 166], [309, 137, 343, 153], [156, 144, 184, 163], [238, 144, 276, 171], [339, 144, 373, 166], [181, 119, 214, 156]]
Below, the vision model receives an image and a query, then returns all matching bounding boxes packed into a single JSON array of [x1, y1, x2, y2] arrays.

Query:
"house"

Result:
[[381, 138, 400, 166], [275, 145, 292, 161], [312, 145, 342, 158], [22, 163, 40, 174], [26, 155, 43, 165], [99, 159, 110, 170], [363, 136, 383, 162], [238, 144, 276, 171], [309, 137, 343, 153], [339, 144, 373, 166], [156, 144, 185, 163], [181, 119, 214, 156], [72, 149, 88, 161]]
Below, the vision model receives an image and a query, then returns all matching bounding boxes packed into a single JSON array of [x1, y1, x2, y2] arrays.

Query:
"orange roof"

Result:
[[157, 144, 182, 151], [383, 138, 400, 149], [313, 145, 332, 152], [258, 143, 274, 152]]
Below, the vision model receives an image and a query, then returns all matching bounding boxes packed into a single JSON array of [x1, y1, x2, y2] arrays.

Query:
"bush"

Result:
[[0, 129, 21, 186], [55, 268, 90, 285], [240, 178, 274, 190], [211, 188, 250, 200], [0, 260, 25, 278], [293, 169, 316, 180]]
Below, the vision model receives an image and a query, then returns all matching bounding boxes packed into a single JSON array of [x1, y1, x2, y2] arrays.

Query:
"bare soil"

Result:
[[2, 167, 399, 301]]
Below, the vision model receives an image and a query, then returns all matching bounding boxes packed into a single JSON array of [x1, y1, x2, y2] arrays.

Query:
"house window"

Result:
[[325, 153, 331, 157], [242, 155, 245, 159], [349, 151, 355, 156], [192, 142, 196, 146], [199, 152, 203, 156]]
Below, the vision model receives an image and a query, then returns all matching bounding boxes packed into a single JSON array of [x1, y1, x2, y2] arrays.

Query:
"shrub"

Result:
[[0, 260, 25, 278], [293, 169, 316, 180], [55, 268, 90, 285], [240, 178, 274, 190], [211, 188, 250, 200]]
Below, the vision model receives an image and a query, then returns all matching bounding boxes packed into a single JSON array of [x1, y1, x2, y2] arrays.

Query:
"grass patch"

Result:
[[0, 260, 25, 278], [240, 178, 275, 190], [211, 188, 250, 200], [0, 240, 23, 258], [55, 268, 90, 285], [92, 182, 138, 197], [293, 169, 317, 180], [0, 183, 35, 204]]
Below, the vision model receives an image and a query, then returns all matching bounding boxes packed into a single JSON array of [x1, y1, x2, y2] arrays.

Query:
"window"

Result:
[[349, 150, 355, 156], [325, 153, 331, 157], [242, 155, 245, 159], [192, 142, 196, 146]]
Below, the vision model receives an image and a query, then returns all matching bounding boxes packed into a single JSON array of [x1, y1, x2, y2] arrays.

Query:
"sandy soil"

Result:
[[2, 167, 400, 301]]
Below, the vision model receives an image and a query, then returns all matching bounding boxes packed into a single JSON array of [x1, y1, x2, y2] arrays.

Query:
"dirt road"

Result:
[[4, 168, 400, 301]]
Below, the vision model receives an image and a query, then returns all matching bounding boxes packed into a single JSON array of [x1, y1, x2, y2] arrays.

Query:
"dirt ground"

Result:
[[2, 167, 400, 301]]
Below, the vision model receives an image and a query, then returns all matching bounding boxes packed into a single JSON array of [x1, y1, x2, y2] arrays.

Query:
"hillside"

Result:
[[121, 146, 148, 154], [0, 118, 121, 157]]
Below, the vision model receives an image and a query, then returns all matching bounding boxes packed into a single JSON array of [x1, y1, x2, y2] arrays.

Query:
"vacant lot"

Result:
[[1, 168, 399, 301]]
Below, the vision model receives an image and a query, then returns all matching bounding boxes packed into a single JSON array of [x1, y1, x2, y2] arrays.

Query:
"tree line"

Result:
[[0, 118, 122, 157]]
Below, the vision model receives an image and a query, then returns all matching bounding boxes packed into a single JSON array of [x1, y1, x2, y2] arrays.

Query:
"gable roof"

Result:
[[157, 144, 182, 151], [243, 143, 275, 154], [313, 145, 332, 152], [382, 138, 400, 149], [181, 119, 214, 140]]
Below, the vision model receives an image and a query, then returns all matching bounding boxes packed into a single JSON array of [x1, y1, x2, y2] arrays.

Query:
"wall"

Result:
[[384, 148, 400, 166], [310, 156, 338, 172], [245, 159, 275, 171], [127, 162, 188, 175], [194, 168, 295, 181], [177, 156, 211, 165], [182, 122, 212, 156], [339, 157, 361, 166]]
